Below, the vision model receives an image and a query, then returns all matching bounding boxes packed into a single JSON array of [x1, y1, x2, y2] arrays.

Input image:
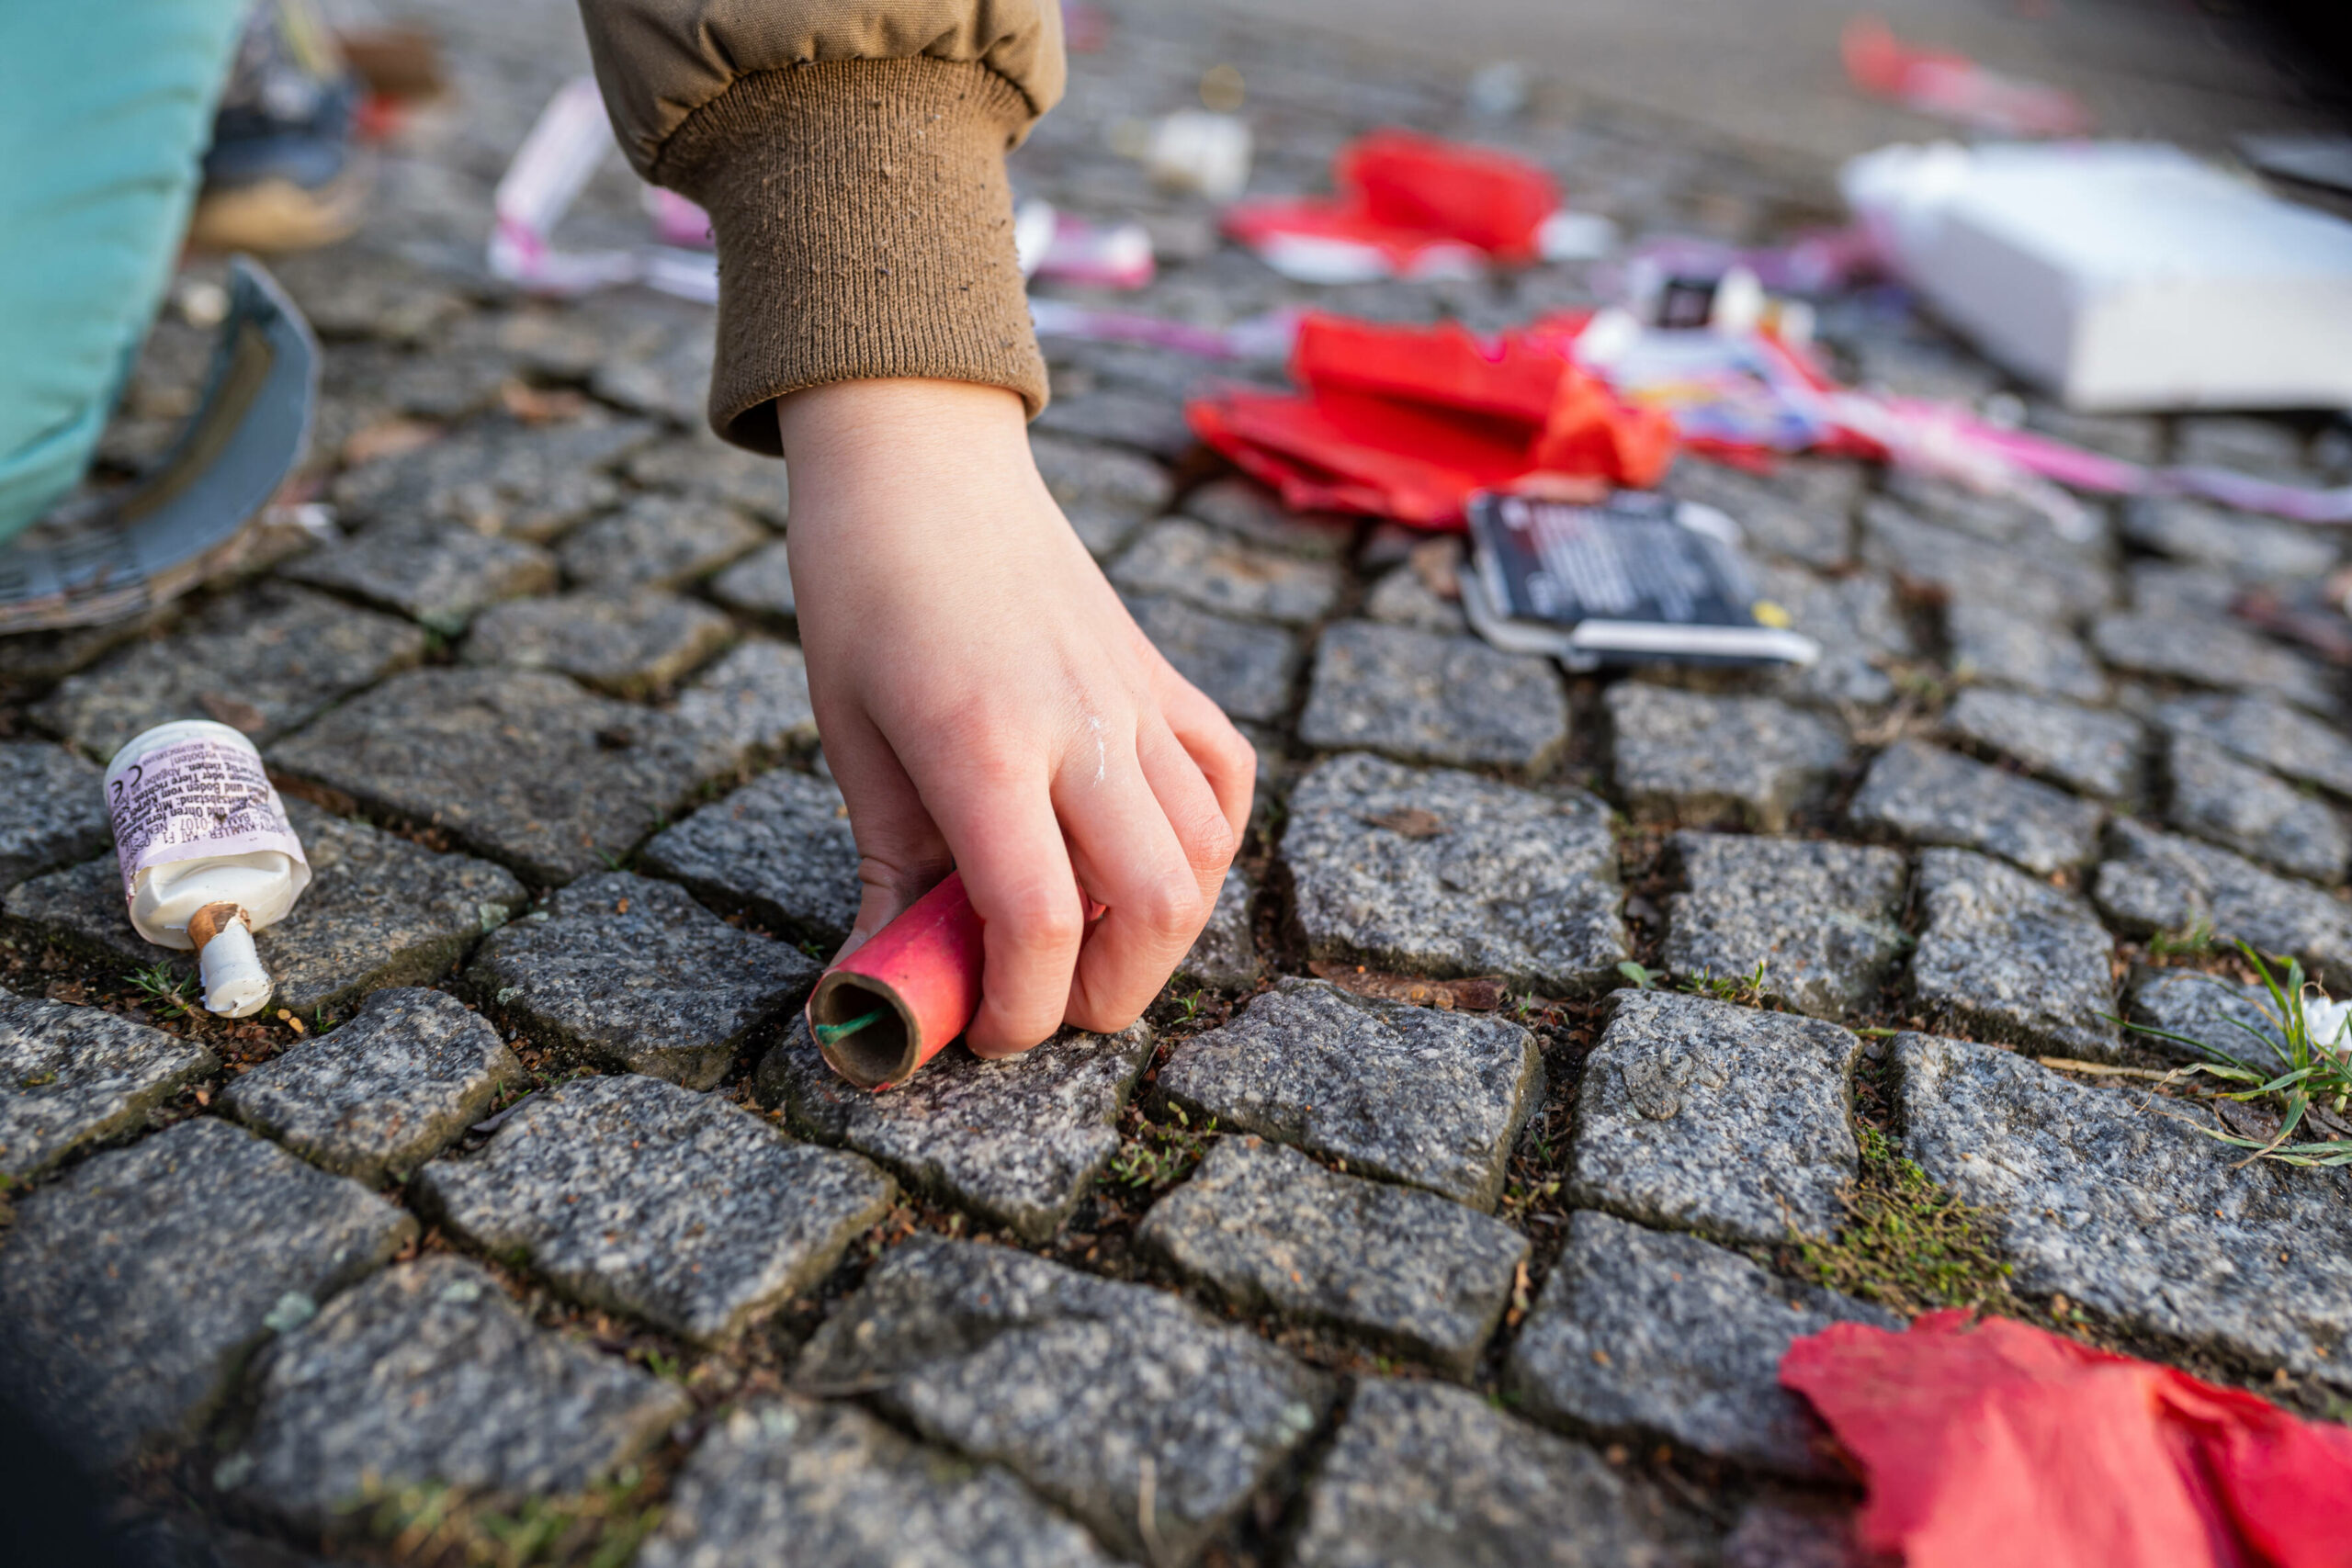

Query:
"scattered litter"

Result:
[[1567, 308, 1865, 461], [806, 872, 984, 1090], [1226, 130, 1607, 283], [488, 76, 718, 302], [1162, 277, 2345, 538], [642, 186, 711, 248], [1783, 1311, 2352, 1568], [2173, 466, 2352, 525], [1187, 313, 1676, 528], [1843, 140, 2352, 411], [1586, 294, 2341, 529], [1030, 299, 1297, 361], [1533, 211, 1618, 263], [105, 719, 312, 1019], [1015, 199, 1156, 288], [1841, 16, 2091, 137], [1460, 490, 1818, 671], [1826, 393, 2102, 542], [1632, 262, 1764, 334], [1611, 229, 1881, 299], [1137, 109, 1253, 201]]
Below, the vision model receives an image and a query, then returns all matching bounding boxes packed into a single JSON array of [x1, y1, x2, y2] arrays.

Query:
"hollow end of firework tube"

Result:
[[807, 872, 986, 1089]]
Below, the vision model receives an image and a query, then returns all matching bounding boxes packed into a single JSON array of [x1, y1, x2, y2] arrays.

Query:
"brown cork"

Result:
[[187, 902, 248, 953]]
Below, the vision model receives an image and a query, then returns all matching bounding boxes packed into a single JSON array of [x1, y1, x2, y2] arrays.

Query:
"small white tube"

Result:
[[104, 722, 309, 1010]]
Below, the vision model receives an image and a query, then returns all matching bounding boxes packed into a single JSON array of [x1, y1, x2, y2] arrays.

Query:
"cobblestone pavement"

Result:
[[4, 3, 2350, 1565]]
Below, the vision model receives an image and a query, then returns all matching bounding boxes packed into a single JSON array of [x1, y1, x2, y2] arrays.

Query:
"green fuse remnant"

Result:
[[813, 1008, 885, 1047]]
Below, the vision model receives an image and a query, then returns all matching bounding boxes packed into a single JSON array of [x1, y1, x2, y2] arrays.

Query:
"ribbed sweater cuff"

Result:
[[654, 58, 1048, 454]]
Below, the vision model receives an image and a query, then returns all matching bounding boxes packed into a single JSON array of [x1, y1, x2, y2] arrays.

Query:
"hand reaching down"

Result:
[[779, 378, 1255, 1056]]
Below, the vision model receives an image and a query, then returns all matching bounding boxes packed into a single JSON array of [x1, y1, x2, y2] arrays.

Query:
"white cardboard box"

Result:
[[1842, 142, 2352, 412]]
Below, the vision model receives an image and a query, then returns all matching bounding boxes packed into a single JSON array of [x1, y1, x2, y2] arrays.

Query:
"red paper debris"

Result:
[[1840, 16, 2092, 138], [1781, 1311, 2352, 1568], [1224, 130, 1566, 280], [1337, 130, 1559, 263], [1186, 313, 1675, 528]]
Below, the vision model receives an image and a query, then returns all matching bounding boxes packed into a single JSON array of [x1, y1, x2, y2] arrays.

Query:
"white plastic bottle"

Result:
[[103, 719, 311, 1018]]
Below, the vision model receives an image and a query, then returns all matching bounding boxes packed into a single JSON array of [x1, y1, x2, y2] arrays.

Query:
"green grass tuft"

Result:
[[2146, 918, 2220, 961], [1679, 960, 1770, 1009], [2120, 941, 2352, 1168], [126, 962, 200, 1021], [1108, 1102, 1215, 1190]]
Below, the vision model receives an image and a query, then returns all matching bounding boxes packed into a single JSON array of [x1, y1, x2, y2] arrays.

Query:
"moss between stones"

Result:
[[349, 1462, 666, 1568], [1796, 1125, 2015, 1317]]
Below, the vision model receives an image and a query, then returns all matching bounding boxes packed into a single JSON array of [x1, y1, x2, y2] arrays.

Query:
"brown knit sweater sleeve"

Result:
[[574, 2, 1063, 452]]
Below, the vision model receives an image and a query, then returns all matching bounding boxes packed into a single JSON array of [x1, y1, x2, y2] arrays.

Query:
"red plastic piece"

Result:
[[805, 871, 985, 1090], [1187, 312, 1676, 528], [1781, 1311, 2352, 1568]]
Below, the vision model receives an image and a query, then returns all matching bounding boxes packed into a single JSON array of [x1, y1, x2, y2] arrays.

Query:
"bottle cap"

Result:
[[189, 902, 274, 1018]]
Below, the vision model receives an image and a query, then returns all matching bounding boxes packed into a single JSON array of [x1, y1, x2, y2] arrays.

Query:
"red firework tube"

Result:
[[806, 872, 985, 1089]]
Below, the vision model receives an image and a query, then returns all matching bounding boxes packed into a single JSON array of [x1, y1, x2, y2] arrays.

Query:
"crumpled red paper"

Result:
[[1185, 313, 1676, 528], [1223, 130, 1565, 279], [1781, 1311, 2352, 1568]]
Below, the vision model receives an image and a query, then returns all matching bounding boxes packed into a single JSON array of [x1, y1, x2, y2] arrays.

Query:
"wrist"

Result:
[[776, 378, 1027, 465], [777, 379, 1044, 552]]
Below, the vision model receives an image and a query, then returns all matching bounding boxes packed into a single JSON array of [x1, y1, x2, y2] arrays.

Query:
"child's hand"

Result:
[[780, 378, 1254, 1056]]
